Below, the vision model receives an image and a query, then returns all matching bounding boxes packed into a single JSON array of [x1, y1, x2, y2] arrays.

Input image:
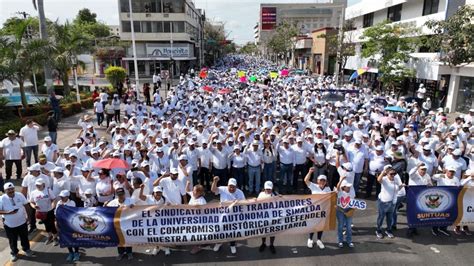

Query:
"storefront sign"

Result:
[[261, 7, 277, 30], [146, 43, 193, 58]]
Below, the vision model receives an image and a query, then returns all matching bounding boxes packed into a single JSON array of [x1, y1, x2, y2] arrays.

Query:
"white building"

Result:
[[344, 0, 474, 113], [108, 25, 121, 37], [118, 0, 204, 77]]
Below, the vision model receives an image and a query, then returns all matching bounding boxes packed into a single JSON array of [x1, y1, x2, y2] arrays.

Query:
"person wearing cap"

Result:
[[147, 145, 171, 176], [52, 166, 71, 198], [19, 120, 40, 167], [277, 139, 295, 193], [177, 154, 193, 189], [198, 141, 213, 191], [262, 140, 276, 183], [414, 144, 438, 176], [209, 137, 229, 186], [54, 190, 80, 262], [211, 176, 245, 254], [375, 166, 404, 239], [112, 171, 132, 199], [292, 137, 309, 194], [441, 147, 468, 177], [41, 136, 59, 163], [29, 178, 57, 245], [257, 180, 278, 254], [185, 180, 207, 254], [21, 164, 51, 233], [228, 145, 246, 190], [431, 167, 460, 236], [245, 140, 264, 194], [183, 142, 200, 185], [335, 174, 355, 248], [406, 163, 433, 237], [304, 168, 331, 249], [95, 169, 114, 206], [347, 138, 369, 195], [0, 129, 24, 180], [105, 187, 135, 260], [93, 97, 105, 127], [0, 182, 34, 262], [154, 168, 187, 205]]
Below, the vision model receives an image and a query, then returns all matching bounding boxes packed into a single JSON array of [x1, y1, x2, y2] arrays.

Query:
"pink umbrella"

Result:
[[218, 88, 231, 94], [93, 158, 129, 169], [280, 69, 289, 76], [239, 76, 247, 83], [202, 86, 213, 92], [379, 116, 397, 126]]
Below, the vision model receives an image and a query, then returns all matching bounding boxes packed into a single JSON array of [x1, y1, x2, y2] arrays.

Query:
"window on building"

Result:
[[163, 0, 185, 13], [363, 12, 374, 28], [163, 21, 171, 32], [141, 21, 152, 33], [172, 22, 185, 33], [121, 20, 131, 32], [387, 4, 402, 22], [152, 21, 163, 32], [422, 0, 439, 16], [133, 21, 140, 32], [120, 0, 129, 12]]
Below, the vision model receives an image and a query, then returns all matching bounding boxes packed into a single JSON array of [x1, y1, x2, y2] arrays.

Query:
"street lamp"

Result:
[[71, 57, 80, 103], [128, 0, 140, 100]]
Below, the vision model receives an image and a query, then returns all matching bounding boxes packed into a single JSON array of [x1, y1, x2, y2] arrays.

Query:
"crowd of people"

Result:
[[0, 55, 473, 263]]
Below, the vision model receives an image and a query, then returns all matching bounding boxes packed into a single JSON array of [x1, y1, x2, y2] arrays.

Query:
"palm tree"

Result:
[[51, 21, 91, 95], [0, 18, 49, 107]]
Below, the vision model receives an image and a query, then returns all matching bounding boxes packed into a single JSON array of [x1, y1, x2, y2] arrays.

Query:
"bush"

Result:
[[60, 102, 82, 117], [80, 98, 94, 109], [19, 106, 51, 117], [21, 113, 49, 125], [0, 119, 24, 139]]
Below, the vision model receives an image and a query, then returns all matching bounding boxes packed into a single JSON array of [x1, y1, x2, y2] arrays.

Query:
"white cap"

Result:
[[228, 178, 237, 186], [3, 182, 14, 191], [452, 149, 462, 156], [84, 188, 93, 195], [170, 168, 179, 174], [153, 186, 163, 193], [317, 175, 327, 181], [375, 146, 384, 151], [52, 166, 64, 173], [35, 178, 45, 185], [59, 190, 70, 197], [29, 164, 41, 171], [342, 162, 353, 172], [44, 136, 52, 142], [354, 138, 362, 144], [296, 137, 303, 142], [446, 166, 457, 172], [178, 155, 188, 161], [340, 180, 352, 188], [264, 181, 273, 190]]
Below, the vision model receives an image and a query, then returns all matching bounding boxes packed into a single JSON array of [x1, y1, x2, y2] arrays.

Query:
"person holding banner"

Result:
[[211, 176, 245, 254], [186, 181, 207, 254], [336, 176, 355, 248], [431, 167, 460, 236], [54, 190, 80, 262], [407, 163, 433, 237], [105, 187, 135, 260], [304, 168, 331, 249], [376, 166, 404, 239], [257, 181, 278, 254], [29, 178, 58, 245]]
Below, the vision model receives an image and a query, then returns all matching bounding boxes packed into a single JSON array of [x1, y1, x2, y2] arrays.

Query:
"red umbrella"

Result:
[[218, 88, 231, 94], [93, 158, 129, 169], [202, 85, 213, 92]]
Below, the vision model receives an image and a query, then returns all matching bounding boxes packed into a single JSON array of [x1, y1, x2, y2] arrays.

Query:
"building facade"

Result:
[[118, 0, 204, 78], [344, 0, 474, 112], [256, 1, 346, 67]]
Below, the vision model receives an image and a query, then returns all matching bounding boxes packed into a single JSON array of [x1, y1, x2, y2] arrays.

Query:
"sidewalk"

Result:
[[0, 106, 105, 265]]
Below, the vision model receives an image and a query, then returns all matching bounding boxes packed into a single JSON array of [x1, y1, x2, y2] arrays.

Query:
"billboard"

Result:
[[261, 7, 277, 30]]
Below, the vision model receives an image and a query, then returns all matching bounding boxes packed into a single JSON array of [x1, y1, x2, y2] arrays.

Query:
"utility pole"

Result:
[[128, 0, 140, 100], [335, 4, 346, 87], [33, 0, 54, 93], [17, 11, 38, 94]]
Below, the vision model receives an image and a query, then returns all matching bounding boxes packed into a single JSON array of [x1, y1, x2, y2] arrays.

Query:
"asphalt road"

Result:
[[2, 197, 474, 266]]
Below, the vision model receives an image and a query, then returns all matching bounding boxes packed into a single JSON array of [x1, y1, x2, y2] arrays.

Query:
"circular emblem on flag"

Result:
[[417, 188, 452, 212]]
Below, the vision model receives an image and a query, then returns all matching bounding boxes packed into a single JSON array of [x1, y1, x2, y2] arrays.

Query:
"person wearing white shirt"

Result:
[[408, 163, 432, 186], [262, 141, 276, 183], [19, 120, 40, 167], [347, 139, 368, 194], [54, 190, 80, 262], [293, 137, 308, 194], [93, 99, 105, 126], [211, 176, 245, 254], [105, 187, 135, 260], [366, 146, 388, 198], [198, 142, 213, 190], [183, 142, 200, 185], [229, 145, 246, 190], [431, 167, 460, 236], [210, 140, 228, 185], [29, 178, 57, 245], [51, 167, 71, 198], [154, 168, 187, 205], [278, 139, 295, 191], [245, 141, 263, 194], [95, 169, 114, 206], [304, 168, 331, 250], [257, 181, 278, 254], [376, 167, 404, 239], [41, 136, 59, 163], [0, 182, 34, 262], [0, 130, 25, 180], [441, 149, 467, 178]]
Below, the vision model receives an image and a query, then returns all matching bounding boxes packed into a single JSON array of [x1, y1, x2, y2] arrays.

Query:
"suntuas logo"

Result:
[[417, 189, 452, 213]]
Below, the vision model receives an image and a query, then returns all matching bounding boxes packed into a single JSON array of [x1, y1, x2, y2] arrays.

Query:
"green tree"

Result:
[[360, 21, 419, 91], [203, 22, 235, 66], [0, 18, 49, 107], [425, 5, 474, 66], [104, 66, 127, 88], [73, 8, 111, 38], [51, 21, 91, 95], [266, 21, 298, 62], [240, 42, 258, 55]]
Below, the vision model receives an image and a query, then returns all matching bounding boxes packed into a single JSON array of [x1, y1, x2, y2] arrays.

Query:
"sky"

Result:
[[0, 0, 361, 45]]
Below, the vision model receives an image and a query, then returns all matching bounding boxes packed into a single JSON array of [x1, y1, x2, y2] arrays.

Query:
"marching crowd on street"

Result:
[[0, 55, 473, 263]]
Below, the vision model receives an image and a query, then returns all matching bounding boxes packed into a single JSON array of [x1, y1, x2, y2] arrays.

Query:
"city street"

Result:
[[3, 199, 474, 265]]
